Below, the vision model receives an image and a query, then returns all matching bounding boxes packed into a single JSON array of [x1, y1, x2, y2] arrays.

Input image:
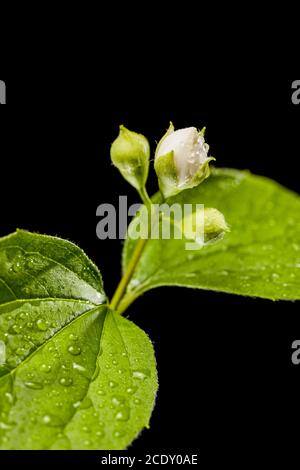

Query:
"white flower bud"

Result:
[[154, 124, 214, 198]]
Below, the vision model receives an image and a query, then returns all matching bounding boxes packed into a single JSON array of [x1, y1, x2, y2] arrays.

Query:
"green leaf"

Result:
[[0, 231, 157, 449], [122, 168, 300, 309]]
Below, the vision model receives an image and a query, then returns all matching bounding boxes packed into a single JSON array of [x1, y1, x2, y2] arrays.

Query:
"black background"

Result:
[[0, 75, 299, 464]]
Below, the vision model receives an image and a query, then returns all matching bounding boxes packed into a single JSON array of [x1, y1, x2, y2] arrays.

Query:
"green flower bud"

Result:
[[154, 123, 215, 199], [183, 207, 229, 245], [110, 125, 150, 191]]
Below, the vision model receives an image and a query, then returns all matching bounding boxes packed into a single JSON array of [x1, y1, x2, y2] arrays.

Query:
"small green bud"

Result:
[[154, 123, 215, 199], [183, 207, 229, 245], [110, 125, 150, 191]]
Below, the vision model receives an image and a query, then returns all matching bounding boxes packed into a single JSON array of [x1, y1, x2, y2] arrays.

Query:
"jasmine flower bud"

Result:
[[183, 207, 229, 249], [154, 123, 215, 199], [111, 125, 150, 191]]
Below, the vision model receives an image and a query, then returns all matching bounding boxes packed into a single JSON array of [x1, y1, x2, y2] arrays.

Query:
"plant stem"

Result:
[[110, 185, 152, 312], [138, 186, 152, 211], [110, 237, 147, 311]]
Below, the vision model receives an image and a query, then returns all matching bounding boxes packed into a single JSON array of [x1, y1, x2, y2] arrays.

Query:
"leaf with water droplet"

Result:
[[0, 231, 157, 450], [122, 168, 300, 305]]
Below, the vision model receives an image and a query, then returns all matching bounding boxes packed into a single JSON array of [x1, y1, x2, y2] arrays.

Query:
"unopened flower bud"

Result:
[[154, 124, 215, 199], [183, 207, 229, 245], [111, 125, 150, 191]]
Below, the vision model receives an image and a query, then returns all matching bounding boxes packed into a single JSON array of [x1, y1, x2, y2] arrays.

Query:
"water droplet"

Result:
[[109, 381, 118, 388], [126, 386, 137, 395], [24, 381, 43, 390], [82, 426, 89, 432], [5, 392, 14, 404], [69, 333, 78, 341], [42, 414, 62, 426], [272, 273, 280, 280], [42, 415, 51, 424], [111, 396, 126, 407], [114, 430, 125, 438], [84, 440, 91, 446], [121, 352, 127, 357], [59, 377, 73, 386], [11, 260, 24, 273], [134, 398, 141, 404], [27, 322, 33, 329], [72, 362, 86, 372], [132, 369, 151, 380], [9, 324, 22, 335], [0, 421, 13, 430], [96, 430, 104, 437], [115, 407, 130, 421], [16, 347, 27, 356], [73, 401, 81, 408], [68, 345, 81, 356], [112, 359, 118, 365], [40, 364, 52, 373], [36, 319, 48, 331]]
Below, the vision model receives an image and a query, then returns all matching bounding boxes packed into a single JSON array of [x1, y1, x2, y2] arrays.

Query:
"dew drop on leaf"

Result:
[[115, 407, 130, 421], [4, 392, 14, 404], [114, 430, 125, 438], [68, 345, 81, 356], [69, 334, 78, 341], [40, 364, 52, 373], [126, 386, 137, 395], [109, 381, 118, 388], [132, 369, 151, 380], [24, 381, 43, 390], [36, 319, 48, 331], [111, 396, 126, 407], [59, 377, 73, 386], [72, 362, 86, 373], [42, 414, 62, 427]]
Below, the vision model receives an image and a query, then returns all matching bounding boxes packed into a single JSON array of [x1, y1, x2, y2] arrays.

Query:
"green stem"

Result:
[[116, 290, 141, 315], [110, 237, 147, 311], [138, 186, 152, 210], [110, 185, 152, 313]]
